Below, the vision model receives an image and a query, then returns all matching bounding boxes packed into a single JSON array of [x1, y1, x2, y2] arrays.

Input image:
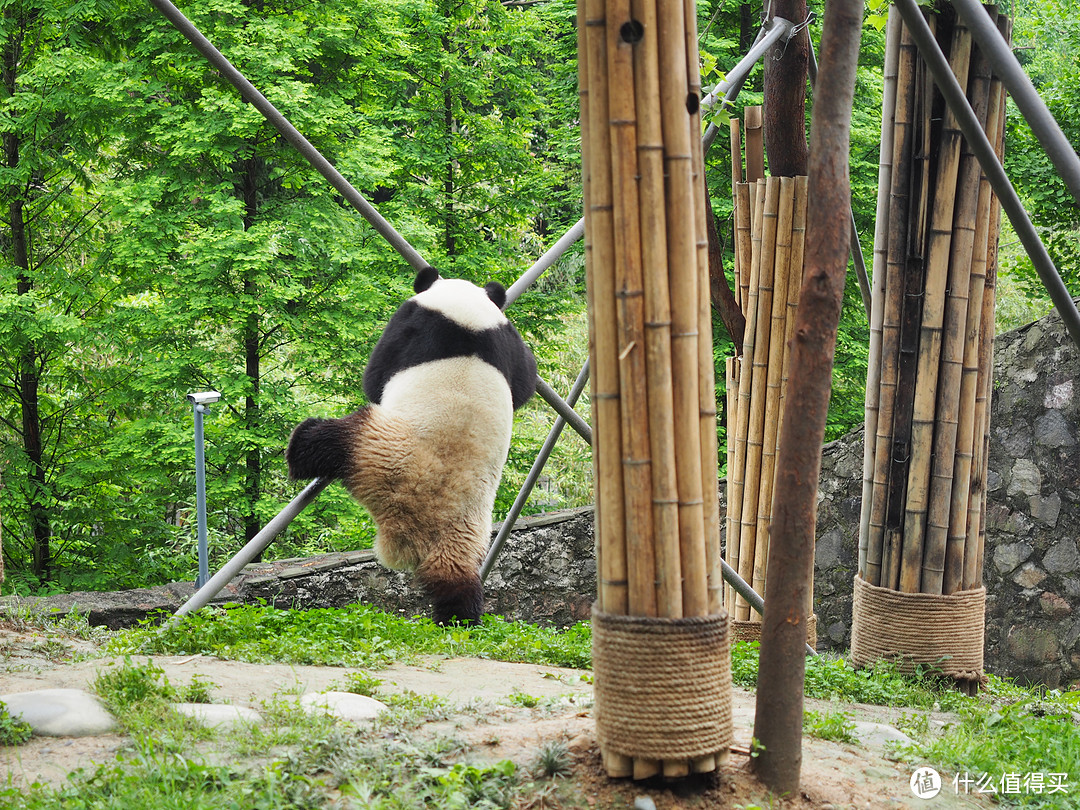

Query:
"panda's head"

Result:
[[412, 266, 508, 330]]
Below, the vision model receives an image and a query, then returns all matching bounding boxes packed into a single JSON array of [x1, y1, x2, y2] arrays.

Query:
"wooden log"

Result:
[[742, 178, 779, 604], [901, 14, 971, 595], [860, 8, 901, 577], [745, 106, 764, 183], [867, 19, 918, 588]]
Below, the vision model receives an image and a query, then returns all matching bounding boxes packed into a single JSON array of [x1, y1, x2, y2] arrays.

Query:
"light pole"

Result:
[[187, 391, 221, 588]]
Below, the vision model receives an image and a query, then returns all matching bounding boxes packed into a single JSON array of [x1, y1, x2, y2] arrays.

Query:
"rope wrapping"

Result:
[[850, 575, 986, 680], [731, 614, 817, 648], [591, 605, 732, 761]]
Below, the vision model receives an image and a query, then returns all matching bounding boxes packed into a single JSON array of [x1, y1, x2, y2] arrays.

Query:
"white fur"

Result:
[[412, 277, 507, 332]]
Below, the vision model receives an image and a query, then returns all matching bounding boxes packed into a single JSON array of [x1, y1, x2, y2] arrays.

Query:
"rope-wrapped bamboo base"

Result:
[[731, 614, 817, 649], [592, 606, 732, 762], [850, 575, 986, 682]]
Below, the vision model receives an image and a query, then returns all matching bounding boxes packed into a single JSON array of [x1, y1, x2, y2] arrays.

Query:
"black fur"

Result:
[[424, 574, 485, 626], [413, 266, 440, 293], [286, 415, 356, 480], [362, 301, 537, 409], [483, 281, 507, 310]]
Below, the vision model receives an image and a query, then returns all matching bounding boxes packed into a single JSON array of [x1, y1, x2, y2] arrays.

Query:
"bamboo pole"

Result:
[[731, 118, 743, 295], [583, 0, 631, 778], [630, 0, 680, 621], [745, 106, 764, 183], [755, 178, 795, 605], [725, 355, 740, 615], [742, 178, 779, 605], [867, 20, 918, 588], [965, 26, 1008, 591], [781, 176, 808, 409], [606, 0, 655, 624], [860, 8, 901, 577], [901, 16, 971, 594], [732, 180, 765, 619], [931, 16, 993, 595], [736, 182, 753, 312]]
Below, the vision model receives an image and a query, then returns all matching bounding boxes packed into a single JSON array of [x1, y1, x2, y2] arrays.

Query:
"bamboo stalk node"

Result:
[[592, 605, 733, 762]]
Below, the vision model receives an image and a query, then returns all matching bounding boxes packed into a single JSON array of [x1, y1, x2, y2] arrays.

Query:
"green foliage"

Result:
[[92, 656, 178, 713], [0, 701, 33, 747], [803, 709, 858, 744], [110, 603, 593, 669]]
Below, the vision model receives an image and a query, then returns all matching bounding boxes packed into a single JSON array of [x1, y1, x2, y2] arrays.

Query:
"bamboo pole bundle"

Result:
[[860, 9, 902, 577], [866, 19, 918, 588], [740, 178, 779, 605], [929, 18, 993, 595], [882, 15, 936, 592], [745, 106, 764, 183], [730, 181, 765, 619], [901, 17, 972, 594], [754, 177, 795, 600]]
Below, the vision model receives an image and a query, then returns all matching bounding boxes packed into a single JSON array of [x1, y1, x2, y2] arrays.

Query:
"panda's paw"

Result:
[[427, 575, 484, 627], [285, 417, 351, 480]]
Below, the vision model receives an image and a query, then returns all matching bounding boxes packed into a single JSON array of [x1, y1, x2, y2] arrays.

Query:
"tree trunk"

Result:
[[751, 0, 863, 795], [705, 189, 745, 351], [239, 158, 262, 546], [763, 0, 810, 177], [4, 15, 52, 579]]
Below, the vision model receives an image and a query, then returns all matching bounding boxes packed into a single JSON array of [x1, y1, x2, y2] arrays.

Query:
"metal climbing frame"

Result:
[[166, 0, 1079, 625]]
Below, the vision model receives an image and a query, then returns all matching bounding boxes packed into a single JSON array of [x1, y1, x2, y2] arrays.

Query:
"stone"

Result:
[[1043, 540, 1080, 575], [300, 691, 387, 722], [1034, 410, 1076, 448], [993, 541, 1033, 575], [1013, 563, 1047, 589], [1006, 626, 1060, 664], [633, 797, 657, 810], [851, 721, 914, 750], [172, 703, 261, 728], [0, 689, 117, 737], [1007, 459, 1042, 497], [1044, 379, 1074, 409], [1029, 493, 1062, 528], [827, 621, 848, 644], [1038, 592, 1072, 620], [815, 528, 845, 571]]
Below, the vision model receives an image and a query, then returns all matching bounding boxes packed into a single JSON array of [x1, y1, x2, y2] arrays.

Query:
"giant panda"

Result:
[[285, 266, 537, 625]]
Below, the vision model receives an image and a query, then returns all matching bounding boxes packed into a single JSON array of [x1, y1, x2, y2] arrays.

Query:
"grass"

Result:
[[107, 602, 592, 670], [4, 607, 1078, 808]]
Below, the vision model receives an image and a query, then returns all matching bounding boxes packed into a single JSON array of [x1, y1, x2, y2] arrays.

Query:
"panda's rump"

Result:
[[360, 358, 513, 573]]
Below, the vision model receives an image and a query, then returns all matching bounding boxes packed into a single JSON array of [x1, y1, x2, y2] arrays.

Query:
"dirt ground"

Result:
[[0, 621, 992, 809]]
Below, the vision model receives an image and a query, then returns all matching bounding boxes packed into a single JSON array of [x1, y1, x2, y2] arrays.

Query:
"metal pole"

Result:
[[534, 377, 593, 444], [149, 0, 427, 271], [193, 403, 210, 588], [171, 477, 332, 623], [504, 218, 586, 308], [481, 361, 590, 581], [952, 0, 1080, 208], [893, 0, 1080, 352]]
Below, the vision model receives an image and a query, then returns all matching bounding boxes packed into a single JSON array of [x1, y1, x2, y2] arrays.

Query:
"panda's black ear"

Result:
[[414, 266, 440, 293], [484, 281, 507, 310]]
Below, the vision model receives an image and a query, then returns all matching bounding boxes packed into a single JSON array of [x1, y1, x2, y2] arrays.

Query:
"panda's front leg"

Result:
[[416, 559, 484, 627]]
